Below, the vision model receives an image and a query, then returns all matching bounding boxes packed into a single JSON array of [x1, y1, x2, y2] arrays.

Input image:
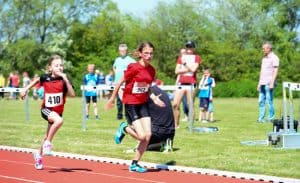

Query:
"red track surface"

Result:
[[0, 150, 263, 183]]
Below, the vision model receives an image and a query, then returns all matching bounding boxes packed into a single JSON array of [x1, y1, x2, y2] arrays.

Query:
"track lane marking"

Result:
[[0, 175, 44, 183], [0, 159, 166, 183]]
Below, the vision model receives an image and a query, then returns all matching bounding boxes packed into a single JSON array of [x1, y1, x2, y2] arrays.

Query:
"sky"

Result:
[[111, 0, 174, 17]]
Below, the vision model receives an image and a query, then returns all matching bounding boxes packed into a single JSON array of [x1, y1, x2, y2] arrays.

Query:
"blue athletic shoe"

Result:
[[114, 122, 127, 144], [129, 163, 147, 173]]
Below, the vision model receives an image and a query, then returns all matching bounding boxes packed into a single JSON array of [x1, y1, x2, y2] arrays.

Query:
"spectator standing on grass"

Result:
[[22, 71, 31, 88], [106, 42, 165, 173], [0, 74, 5, 99], [10, 71, 20, 100], [112, 43, 135, 120], [104, 69, 114, 99], [173, 41, 201, 128], [257, 42, 279, 123], [20, 54, 75, 170], [175, 48, 189, 122], [198, 69, 215, 122], [7, 72, 13, 99], [207, 87, 215, 122], [83, 64, 100, 120], [98, 71, 105, 85]]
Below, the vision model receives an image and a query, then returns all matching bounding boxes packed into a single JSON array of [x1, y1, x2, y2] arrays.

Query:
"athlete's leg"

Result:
[[173, 89, 185, 128], [132, 117, 151, 162], [46, 111, 63, 142]]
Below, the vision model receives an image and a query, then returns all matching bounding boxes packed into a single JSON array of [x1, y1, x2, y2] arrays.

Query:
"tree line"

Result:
[[0, 0, 299, 97]]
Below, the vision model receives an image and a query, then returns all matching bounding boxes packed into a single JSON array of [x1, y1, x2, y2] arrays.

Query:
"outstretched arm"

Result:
[[105, 76, 125, 110], [20, 77, 40, 100]]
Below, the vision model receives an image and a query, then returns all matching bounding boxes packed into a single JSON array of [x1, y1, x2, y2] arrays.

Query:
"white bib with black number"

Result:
[[132, 82, 149, 94], [45, 93, 63, 107], [182, 55, 196, 76]]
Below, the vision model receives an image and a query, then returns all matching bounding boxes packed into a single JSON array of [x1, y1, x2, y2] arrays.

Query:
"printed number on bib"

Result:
[[132, 82, 149, 94], [182, 55, 196, 76], [45, 93, 63, 107]]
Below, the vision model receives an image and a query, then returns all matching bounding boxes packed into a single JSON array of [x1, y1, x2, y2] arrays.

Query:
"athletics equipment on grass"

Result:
[[193, 126, 218, 133], [268, 82, 300, 149]]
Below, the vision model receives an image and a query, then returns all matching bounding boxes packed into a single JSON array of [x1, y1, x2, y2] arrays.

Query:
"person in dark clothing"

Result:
[[147, 85, 175, 151], [123, 84, 175, 153]]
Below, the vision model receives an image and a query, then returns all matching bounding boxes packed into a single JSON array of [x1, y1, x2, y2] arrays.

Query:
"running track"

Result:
[[1, 146, 299, 183]]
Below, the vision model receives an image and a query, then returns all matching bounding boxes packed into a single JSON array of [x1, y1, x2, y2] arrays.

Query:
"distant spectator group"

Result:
[[0, 71, 45, 100]]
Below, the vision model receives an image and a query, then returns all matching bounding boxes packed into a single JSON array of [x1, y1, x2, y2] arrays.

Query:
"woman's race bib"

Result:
[[182, 55, 196, 76], [132, 82, 149, 94], [45, 92, 63, 107]]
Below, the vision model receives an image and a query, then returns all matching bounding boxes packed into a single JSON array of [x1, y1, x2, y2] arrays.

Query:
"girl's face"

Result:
[[49, 59, 64, 76], [140, 46, 154, 64]]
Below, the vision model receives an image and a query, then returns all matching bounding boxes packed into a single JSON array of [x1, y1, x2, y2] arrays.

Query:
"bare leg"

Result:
[[37, 112, 62, 155], [173, 90, 185, 128], [46, 112, 63, 142], [131, 117, 151, 161], [93, 102, 98, 117], [210, 112, 214, 122], [85, 103, 90, 117], [185, 89, 195, 121]]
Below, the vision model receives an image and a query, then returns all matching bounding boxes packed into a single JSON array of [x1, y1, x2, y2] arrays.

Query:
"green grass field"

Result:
[[0, 97, 300, 179]]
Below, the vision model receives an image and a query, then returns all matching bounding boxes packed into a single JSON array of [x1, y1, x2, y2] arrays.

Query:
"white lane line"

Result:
[[0, 175, 44, 183], [0, 159, 166, 183], [2, 146, 300, 183]]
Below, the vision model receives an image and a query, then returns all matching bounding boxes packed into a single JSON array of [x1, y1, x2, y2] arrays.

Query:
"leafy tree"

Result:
[[0, 0, 299, 97], [0, 0, 108, 77]]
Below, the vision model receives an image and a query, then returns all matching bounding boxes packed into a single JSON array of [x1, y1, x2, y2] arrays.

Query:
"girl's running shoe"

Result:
[[33, 152, 43, 170], [114, 122, 127, 144], [129, 163, 147, 173], [43, 140, 53, 155]]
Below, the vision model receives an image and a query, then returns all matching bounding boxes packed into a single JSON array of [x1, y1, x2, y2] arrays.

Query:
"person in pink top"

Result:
[[10, 71, 20, 99], [257, 42, 279, 123], [106, 41, 165, 173]]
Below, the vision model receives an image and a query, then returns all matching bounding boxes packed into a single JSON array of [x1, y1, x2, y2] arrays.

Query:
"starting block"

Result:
[[268, 132, 300, 149], [268, 82, 300, 149]]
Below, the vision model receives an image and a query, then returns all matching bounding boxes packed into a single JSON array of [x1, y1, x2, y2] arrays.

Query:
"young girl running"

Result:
[[106, 42, 165, 173], [20, 55, 75, 170]]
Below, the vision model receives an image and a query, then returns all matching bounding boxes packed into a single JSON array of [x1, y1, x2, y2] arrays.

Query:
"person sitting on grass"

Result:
[[123, 84, 175, 153]]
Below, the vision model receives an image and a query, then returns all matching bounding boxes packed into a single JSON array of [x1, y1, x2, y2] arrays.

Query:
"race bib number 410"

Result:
[[132, 82, 149, 94], [45, 93, 63, 107]]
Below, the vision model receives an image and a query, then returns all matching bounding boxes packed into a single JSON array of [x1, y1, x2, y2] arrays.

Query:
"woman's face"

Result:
[[140, 46, 154, 63]]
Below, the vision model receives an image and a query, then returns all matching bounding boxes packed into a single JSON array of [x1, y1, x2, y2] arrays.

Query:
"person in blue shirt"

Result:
[[96, 70, 106, 99], [104, 69, 114, 99], [112, 44, 135, 120], [83, 64, 100, 120], [198, 69, 215, 122]]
